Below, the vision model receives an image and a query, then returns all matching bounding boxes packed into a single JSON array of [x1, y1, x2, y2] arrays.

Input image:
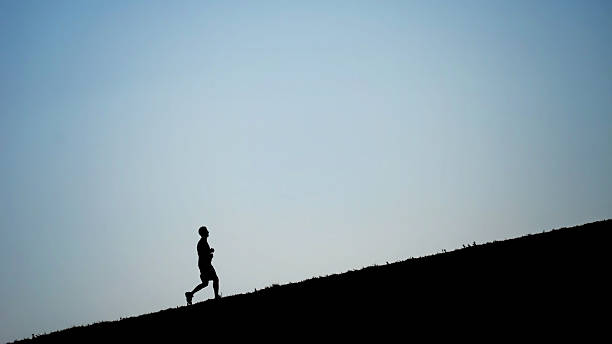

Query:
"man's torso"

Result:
[[197, 239, 213, 268]]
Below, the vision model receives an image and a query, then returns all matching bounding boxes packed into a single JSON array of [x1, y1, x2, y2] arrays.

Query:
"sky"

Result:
[[1, 0, 611, 341]]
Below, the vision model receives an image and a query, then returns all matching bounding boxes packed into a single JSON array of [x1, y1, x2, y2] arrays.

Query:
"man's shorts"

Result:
[[199, 265, 218, 282]]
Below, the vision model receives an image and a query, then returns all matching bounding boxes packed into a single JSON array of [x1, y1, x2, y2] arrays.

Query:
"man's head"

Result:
[[198, 226, 209, 238]]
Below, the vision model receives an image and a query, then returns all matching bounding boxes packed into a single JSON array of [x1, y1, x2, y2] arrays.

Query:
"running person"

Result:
[[185, 226, 220, 304]]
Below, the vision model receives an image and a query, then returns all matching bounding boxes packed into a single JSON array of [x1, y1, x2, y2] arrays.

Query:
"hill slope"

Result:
[[13, 220, 611, 342]]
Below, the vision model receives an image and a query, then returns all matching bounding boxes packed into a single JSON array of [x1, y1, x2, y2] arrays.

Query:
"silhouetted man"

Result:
[[185, 226, 220, 305]]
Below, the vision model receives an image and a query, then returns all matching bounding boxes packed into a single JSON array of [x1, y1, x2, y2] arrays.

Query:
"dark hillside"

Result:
[[13, 220, 611, 342]]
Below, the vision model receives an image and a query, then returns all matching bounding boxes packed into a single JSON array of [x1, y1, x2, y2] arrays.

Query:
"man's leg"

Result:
[[211, 267, 220, 298], [185, 275, 209, 305], [213, 276, 220, 298], [192, 272, 209, 295], [191, 281, 208, 295]]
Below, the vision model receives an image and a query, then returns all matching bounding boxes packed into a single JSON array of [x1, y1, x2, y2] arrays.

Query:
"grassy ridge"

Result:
[[13, 219, 611, 342]]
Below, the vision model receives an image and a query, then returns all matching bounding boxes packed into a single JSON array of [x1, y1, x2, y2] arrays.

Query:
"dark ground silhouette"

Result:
[[12, 219, 611, 342]]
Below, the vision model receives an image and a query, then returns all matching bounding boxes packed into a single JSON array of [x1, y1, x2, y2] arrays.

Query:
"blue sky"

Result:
[[1, 1, 611, 342]]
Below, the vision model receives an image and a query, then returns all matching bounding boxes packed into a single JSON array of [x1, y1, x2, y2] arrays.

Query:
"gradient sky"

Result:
[[1, 0, 611, 342]]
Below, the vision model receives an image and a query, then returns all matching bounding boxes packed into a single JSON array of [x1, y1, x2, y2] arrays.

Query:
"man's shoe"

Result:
[[185, 292, 193, 305]]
